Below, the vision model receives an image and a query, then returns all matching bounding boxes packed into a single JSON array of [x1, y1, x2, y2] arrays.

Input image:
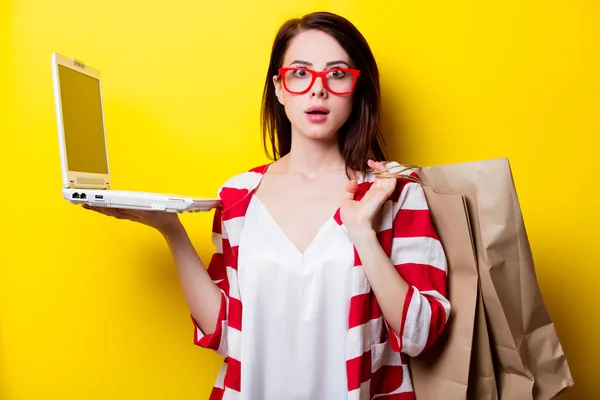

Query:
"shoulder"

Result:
[[216, 163, 271, 205], [217, 163, 269, 192]]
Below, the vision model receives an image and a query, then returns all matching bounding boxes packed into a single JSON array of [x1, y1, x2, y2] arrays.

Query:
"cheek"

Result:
[[331, 96, 354, 123], [281, 94, 305, 120]]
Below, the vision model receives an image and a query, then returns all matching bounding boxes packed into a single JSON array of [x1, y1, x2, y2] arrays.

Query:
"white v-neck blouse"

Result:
[[237, 194, 355, 400]]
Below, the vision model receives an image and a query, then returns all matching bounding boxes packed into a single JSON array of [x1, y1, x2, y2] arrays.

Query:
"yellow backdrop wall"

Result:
[[1, 1, 597, 398]]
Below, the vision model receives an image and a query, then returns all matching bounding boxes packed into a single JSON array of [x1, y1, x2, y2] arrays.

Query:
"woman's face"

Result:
[[274, 29, 356, 142]]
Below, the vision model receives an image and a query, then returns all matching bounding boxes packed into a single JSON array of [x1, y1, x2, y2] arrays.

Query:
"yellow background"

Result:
[[1, 0, 598, 398]]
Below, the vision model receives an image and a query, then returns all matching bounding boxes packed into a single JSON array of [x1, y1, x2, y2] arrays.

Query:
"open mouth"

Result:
[[306, 110, 329, 115]]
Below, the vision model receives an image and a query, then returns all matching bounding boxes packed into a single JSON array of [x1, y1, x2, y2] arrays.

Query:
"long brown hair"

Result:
[[260, 11, 386, 178]]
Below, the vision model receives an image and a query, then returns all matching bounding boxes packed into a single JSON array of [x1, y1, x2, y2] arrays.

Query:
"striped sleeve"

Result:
[[191, 205, 229, 357], [387, 179, 450, 357]]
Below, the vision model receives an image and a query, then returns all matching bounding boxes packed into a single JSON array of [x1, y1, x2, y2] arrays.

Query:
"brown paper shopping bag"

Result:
[[467, 284, 498, 400], [417, 158, 574, 400], [409, 186, 497, 400]]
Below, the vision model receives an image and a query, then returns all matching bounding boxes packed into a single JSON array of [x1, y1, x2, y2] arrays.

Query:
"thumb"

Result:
[[344, 179, 358, 200]]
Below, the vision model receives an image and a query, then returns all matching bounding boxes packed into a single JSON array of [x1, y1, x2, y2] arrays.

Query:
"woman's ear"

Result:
[[273, 75, 284, 106]]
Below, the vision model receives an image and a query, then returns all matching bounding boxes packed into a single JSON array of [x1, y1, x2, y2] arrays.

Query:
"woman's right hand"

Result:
[[82, 204, 182, 235]]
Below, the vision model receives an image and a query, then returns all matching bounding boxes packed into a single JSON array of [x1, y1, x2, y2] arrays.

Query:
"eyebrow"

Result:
[[289, 59, 350, 68]]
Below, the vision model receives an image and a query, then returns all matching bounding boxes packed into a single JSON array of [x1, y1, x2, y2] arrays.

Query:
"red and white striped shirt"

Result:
[[192, 162, 450, 400]]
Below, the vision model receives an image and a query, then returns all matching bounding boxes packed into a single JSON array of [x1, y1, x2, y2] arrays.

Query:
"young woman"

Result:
[[85, 11, 450, 400]]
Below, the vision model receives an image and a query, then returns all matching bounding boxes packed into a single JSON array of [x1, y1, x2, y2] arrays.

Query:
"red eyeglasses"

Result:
[[278, 67, 361, 95]]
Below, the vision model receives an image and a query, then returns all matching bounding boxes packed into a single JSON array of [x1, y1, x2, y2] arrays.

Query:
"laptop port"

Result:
[[72, 193, 80, 199], [80, 193, 87, 200], [95, 195, 104, 200]]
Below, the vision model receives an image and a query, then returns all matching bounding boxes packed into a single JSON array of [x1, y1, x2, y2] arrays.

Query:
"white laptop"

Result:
[[51, 53, 221, 213]]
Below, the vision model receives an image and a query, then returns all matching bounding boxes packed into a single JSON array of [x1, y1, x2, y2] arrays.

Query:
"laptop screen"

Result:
[[58, 65, 109, 175]]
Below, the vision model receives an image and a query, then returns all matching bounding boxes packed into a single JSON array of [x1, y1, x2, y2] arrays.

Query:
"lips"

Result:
[[305, 106, 330, 115], [305, 107, 329, 123]]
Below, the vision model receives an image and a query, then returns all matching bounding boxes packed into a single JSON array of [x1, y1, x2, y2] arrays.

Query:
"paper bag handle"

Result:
[[373, 162, 426, 186]]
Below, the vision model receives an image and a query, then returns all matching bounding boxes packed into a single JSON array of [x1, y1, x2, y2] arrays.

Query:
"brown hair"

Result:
[[260, 11, 387, 178]]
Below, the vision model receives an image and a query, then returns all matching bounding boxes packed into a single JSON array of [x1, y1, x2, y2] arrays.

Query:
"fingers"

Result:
[[119, 209, 144, 222], [82, 205, 139, 221], [368, 159, 387, 172], [368, 159, 389, 186], [345, 179, 358, 200], [370, 159, 400, 183], [117, 208, 140, 217], [82, 204, 109, 216]]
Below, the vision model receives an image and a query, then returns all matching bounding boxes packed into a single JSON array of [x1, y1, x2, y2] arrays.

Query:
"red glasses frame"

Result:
[[278, 67, 361, 95]]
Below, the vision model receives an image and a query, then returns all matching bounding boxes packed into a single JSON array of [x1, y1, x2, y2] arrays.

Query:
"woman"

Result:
[[85, 11, 450, 400]]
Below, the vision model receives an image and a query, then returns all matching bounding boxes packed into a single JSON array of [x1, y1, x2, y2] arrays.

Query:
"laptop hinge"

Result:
[[69, 177, 109, 190]]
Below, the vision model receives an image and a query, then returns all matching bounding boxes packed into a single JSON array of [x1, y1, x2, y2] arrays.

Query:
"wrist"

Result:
[[160, 219, 185, 239], [347, 226, 377, 247]]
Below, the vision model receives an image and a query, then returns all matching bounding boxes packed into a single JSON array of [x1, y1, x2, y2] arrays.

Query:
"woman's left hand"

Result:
[[340, 159, 397, 238]]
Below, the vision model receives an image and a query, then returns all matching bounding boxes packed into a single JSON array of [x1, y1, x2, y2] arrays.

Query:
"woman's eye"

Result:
[[294, 69, 308, 78], [329, 70, 346, 79]]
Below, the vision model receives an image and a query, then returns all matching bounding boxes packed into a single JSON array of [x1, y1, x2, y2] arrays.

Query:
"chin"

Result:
[[295, 117, 345, 140], [302, 125, 339, 141]]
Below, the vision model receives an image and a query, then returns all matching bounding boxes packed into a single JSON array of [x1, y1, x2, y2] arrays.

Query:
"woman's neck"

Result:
[[279, 132, 346, 179]]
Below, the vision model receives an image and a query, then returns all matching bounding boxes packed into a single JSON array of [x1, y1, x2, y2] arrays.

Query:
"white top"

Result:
[[237, 194, 355, 400]]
